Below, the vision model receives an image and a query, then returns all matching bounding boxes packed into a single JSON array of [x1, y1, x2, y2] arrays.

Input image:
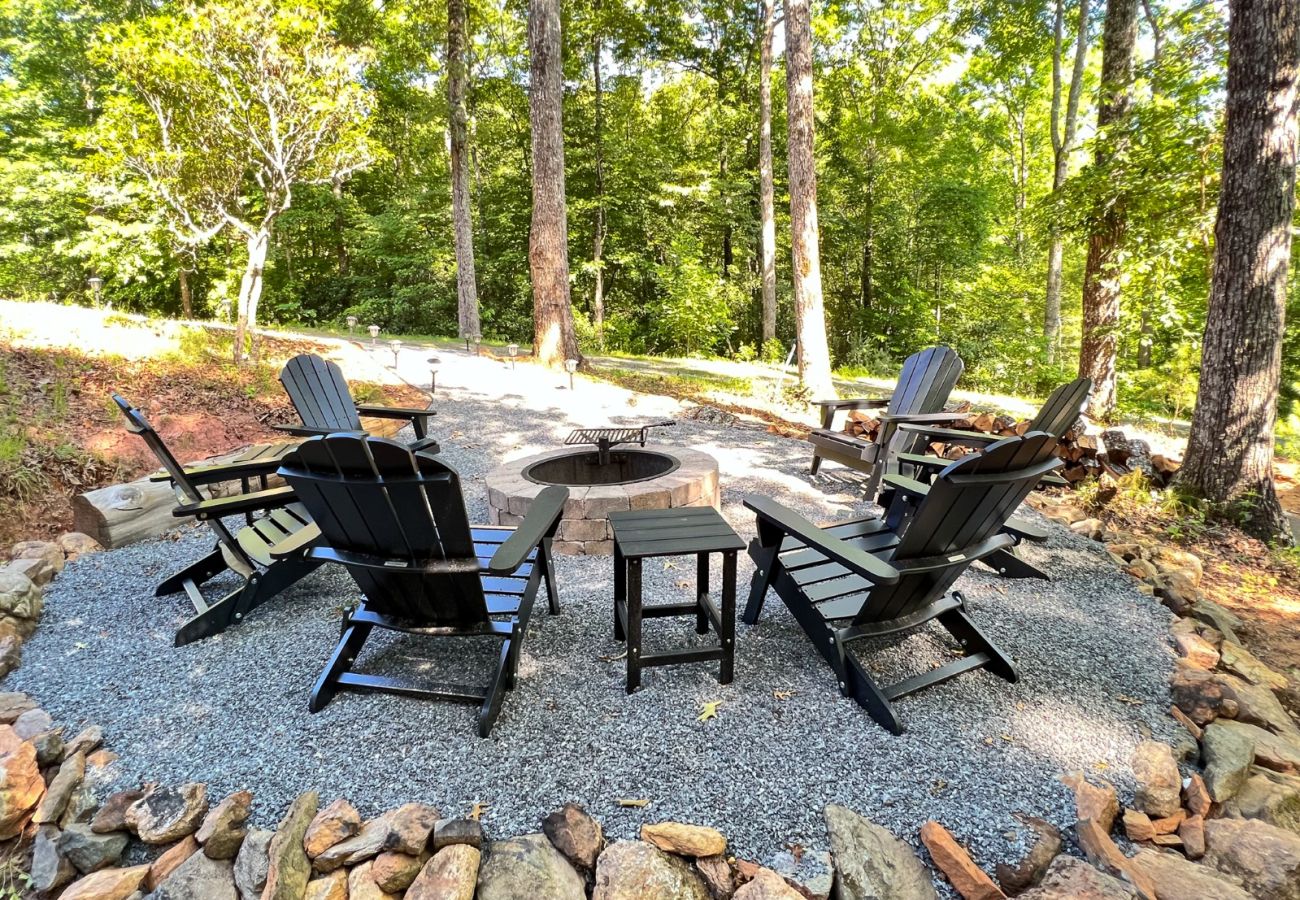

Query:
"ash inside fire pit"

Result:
[[523, 449, 679, 486]]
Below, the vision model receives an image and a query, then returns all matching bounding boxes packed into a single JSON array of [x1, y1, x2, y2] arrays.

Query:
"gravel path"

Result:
[[8, 348, 1179, 881]]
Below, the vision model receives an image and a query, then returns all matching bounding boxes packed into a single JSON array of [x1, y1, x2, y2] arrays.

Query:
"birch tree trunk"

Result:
[[1177, 0, 1298, 543], [758, 0, 777, 345], [1078, 0, 1138, 420], [232, 230, 269, 366], [1044, 0, 1091, 359], [449, 0, 481, 340], [528, 0, 581, 367], [782, 0, 834, 400]]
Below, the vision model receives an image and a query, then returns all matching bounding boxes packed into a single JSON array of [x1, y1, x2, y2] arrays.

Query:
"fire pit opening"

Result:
[[523, 449, 680, 487]]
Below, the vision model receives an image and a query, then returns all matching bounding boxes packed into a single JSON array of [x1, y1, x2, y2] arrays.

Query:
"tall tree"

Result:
[[448, 0, 480, 340], [758, 0, 777, 345], [590, 6, 607, 346], [782, 0, 834, 398], [528, 0, 582, 367], [1044, 0, 1090, 358], [1078, 0, 1138, 418], [1176, 0, 1298, 542], [96, 0, 373, 364]]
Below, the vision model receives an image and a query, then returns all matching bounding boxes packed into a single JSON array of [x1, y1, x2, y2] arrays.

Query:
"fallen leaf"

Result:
[[772, 689, 795, 701], [698, 700, 722, 722], [617, 798, 650, 808], [469, 802, 490, 820], [599, 650, 628, 662], [663, 560, 680, 570]]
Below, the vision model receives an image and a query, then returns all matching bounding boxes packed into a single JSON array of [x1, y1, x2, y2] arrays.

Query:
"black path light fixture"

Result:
[[389, 339, 402, 368], [368, 324, 380, 346], [428, 356, 440, 394], [508, 343, 519, 369], [472, 333, 482, 356], [87, 276, 103, 308], [346, 315, 358, 336], [565, 358, 579, 390]]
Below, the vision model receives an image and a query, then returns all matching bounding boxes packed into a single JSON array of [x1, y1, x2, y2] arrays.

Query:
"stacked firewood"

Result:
[[841, 409, 1182, 488]]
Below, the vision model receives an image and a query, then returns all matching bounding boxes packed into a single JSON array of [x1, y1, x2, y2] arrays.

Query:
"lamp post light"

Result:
[[427, 356, 440, 394], [368, 324, 380, 346], [464, 334, 472, 353], [87, 276, 103, 308], [218, 299, 232, 322], [472, 333, 482, 357], [507, 343, 519, 370], [565, 358, 579, 390], [389, 339, 402, 368], [346, 315, 358, 336]]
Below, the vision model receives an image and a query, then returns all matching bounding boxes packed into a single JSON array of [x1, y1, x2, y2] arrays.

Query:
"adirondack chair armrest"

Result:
[[355, 405, 436, 439], [744, 495, 899, 585], [880, 474, 932, 500], [487, 486, 569, 575], [172, 485, 297, 520], [813, 396, 890, 410], [149, 456, 289, 486], [273, 424, 336, 437], [876, 411, 970, 425], [890, 533, 1017, 575], [266, 522, 323, 559], [894, 424, 1000, 446]]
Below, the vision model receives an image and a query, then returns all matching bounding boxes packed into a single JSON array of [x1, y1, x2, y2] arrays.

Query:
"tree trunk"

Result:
[[1078, 0, 1137, 420], [1177, 0, 1298, 543], [449, 0, 481, 340], [592, 29, 607, 347], [758, 0, 777, 344], [232, 230, 270, 366], [332, 176, 350, 277], [1137, 307, 1153, 367], [527, 0, 581, 367], [179, 267, 193, 319], [782, 0, 835, 400], [1045, 0, 1091, 359]]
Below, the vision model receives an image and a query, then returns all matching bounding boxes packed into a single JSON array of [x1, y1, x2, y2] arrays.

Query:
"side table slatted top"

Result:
[[607, 507, 745, 558]]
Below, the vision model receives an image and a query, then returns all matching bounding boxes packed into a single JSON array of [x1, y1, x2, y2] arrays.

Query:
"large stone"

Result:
[[12, 706, 53, 739], [1131, 741, 1182, 818], [127, 783, 208, 844], [385, 802, 439, 855], [35, 749, 85, 824], [0, 692, 35, 723], [1179, 814, 1206, 860], [146, 847, 237, 899], [1223, 769, 1300, 835], [58, 532, 103, 560], [1203, 817, 1300, 899], [1184, 772, 1213, 817], [144, 835, 200, 891], [11, 539, 65, 574], [1212, 719, 1300, 774], [476, 833, 587, 900], [1003, 856, 1137, 900], [1060, 772, 1119, 832], [93, 788, 145, 834], [1173, 630, 1220, 669], [312, 812, 393, 872], [32, 728, 65, 766], [1220, 641, 1290, 690], [4, 553, 54, 586], [303, 870, 348, 900], [1204, 721, 1257, 803], [542, 802, 603, 869], [347, 860, 400, 900], [64, 725, 104, 759], [60, 785, 97, 830], [262, 790, 318, 900], [734, 867, 805, 899], [406, 844, 480, 900], [57, 823, 128, 873], [919, 821, 1004, 900], [593, 840, 712, 900], [1131, 848, 1252, 900], [995, 815, 1061, 895], [1123, 810, 1156, 843], [1075, 818, 1157, 900], [641, 822, 727, 858], [32, 824, 77, 892], [1171, 664, 1239, 726], [304, 798, 362, 858], [371, 850, 426, 891], [196, 790, 252, 859], [59, 865, 150, 900], [0, 725, 44, 838], [696, 854, 735, 900], [767, 848, 833, 900], [0, 571, 43, 622], [823, 804, 937, 900], [233, 828, 271, 900], [433, 816, 485, 851]]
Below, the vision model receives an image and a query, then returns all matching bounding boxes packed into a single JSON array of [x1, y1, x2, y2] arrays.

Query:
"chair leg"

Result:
[[155, 546, 226, 597], [539, 538, 561, 615], [310, 615, 374, 713], [174, 584, 244, 647], [939, 598, 1019, 684], [172, 559, 322, 647], [742, 542, 779, 625], [843, 650, 905, 735], [478, 640, 513, 737], [810, 452, 824, 476], [980, 547, 1049, 581]]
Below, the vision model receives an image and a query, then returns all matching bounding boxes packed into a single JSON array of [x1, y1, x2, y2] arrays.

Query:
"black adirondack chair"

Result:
[[745, 433, 1062, 733], [274, 434, 567, 737], [278, 354, 439, 452], [879, 378, 1092, 580], [112, 395, 322, 646], [807, 346, 966, 499]]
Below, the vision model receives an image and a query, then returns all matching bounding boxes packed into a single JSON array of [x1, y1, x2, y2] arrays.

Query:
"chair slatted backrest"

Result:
[[1028, 377, 1092, 438], [280, 354, 364, 433], [886, 347, 965, 418], [112, 394, 206, 504], [278, 434, 489, 628], [857, 433, 1060, 626]]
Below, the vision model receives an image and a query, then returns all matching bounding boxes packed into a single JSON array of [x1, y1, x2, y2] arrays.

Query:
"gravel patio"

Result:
[[6, 347, 1179, 877]]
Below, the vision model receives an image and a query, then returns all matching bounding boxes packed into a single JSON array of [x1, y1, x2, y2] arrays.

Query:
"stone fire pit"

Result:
[[485, 445, 721, 554]]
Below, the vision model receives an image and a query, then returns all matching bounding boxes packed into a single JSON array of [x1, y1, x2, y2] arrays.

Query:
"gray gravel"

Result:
[[8, 352, 1179, 881]]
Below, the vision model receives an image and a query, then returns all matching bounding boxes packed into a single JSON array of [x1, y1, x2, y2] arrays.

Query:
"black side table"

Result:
[[608, 507, 745, 692]]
